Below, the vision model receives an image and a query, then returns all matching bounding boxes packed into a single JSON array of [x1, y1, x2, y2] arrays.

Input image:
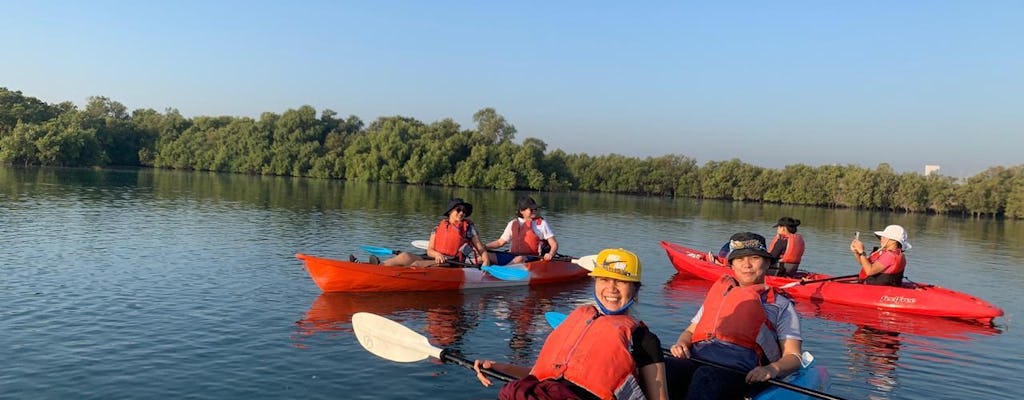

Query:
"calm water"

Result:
[[1, 167, 1020, 400]]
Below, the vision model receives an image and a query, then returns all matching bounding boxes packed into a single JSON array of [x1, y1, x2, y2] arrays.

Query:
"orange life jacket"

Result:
[[531, 305, 645, 400], [433, 219, 471, 259], [510, 217, 543, 256], [691, 276, 779, 363], [769, 232, 805, 264], [860, 248, 906, 286]]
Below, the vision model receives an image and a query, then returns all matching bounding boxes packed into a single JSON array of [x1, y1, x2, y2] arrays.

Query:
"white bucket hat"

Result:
[[874, 225, 911, 250]]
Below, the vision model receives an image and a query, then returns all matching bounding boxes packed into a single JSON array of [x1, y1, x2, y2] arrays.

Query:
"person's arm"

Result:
[[467, 224, 490, 265], [639, 362, 669, 400], [851, 240, 887, 277], [633, 326, 669, 400], [473, 360, 530, 387], [542, 237, 558, 261], [471, 234, 491, 265], [670, 322, 697, 358], [485, 220, 514, 250], [770, 236, 787, 260], [485, 238, 507, 250], [424, 232, 446, 264], [745, 339, 802, 384]]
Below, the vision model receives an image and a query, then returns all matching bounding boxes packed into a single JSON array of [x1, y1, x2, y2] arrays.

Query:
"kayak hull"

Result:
[[295, 253, 590, 292], [660, 241, 1004, 323], [754, 365, 830, 400]]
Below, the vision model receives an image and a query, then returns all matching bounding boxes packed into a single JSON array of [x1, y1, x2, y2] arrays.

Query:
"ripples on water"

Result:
[[1, 167, 1020, 399]]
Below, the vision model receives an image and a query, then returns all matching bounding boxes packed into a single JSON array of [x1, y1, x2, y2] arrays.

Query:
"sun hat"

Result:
[[774, 217, 801, 228], [726, 232, 775, 261], [442, 198, 473, 217], [588, 248, 642, 283], [874, 225, 911, 250]]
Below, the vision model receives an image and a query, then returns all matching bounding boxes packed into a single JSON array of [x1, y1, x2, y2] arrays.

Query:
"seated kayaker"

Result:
[[472, 248, 669, 400], [376, 198, 491, 267], [851, 224, 910, 286], [667, 232, 804, 400], [484, 196, 559, 265], [768, 217, 805, 277]]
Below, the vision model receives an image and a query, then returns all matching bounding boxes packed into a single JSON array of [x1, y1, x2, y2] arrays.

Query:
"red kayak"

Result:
[[295, 253, 590, 292], [660, 241, 1004, 324]]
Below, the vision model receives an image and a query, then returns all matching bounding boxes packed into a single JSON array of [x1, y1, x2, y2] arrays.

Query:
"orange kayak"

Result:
[[295, 253, 590, 292]]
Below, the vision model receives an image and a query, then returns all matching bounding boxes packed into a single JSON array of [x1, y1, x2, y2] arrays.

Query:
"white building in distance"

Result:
[[925, 164, 940, 176]]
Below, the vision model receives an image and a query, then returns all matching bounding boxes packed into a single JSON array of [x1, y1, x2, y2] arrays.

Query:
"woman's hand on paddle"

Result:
[[473, 359, 496, 387], [745, 365, 777, 384], [669, 343, 690, 359]]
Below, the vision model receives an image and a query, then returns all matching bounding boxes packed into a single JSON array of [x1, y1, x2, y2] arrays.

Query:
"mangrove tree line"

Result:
[[2, 87, 1022, 218]]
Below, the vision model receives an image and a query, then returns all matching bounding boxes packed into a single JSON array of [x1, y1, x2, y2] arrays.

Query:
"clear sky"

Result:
[[2, 1, 1021, 177]]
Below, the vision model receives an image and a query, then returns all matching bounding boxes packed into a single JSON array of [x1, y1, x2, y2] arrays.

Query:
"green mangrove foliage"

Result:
[[2, 87, 1022, 218]]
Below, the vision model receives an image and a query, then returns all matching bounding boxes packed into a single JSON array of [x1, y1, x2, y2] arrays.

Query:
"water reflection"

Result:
[[847, 326, 902, 399], [794, 297, 1002, 341], [292, 280, 592, 356]]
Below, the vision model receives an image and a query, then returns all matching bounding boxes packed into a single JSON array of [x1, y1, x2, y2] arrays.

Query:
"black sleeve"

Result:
[[769, 236, 787, 259], [631, 325, 664, 368]]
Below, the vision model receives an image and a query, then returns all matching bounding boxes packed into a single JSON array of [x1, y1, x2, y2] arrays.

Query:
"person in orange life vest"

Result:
[[378, 198, 491, 267], [485, 196, 559, 264], [851, 224, 909, 287], [472, 248, 669, 400], [768, 217, 805, 277], [667, 232, 803, 400]]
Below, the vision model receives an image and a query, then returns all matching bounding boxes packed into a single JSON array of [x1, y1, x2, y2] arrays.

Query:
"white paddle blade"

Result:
[[352, 312, 443, 363], [411, 240, 429, 250], [574, 255, 598, 271]]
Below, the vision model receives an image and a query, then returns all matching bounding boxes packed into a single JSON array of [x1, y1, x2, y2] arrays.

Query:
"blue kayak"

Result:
[[754, 361, 831, 400]]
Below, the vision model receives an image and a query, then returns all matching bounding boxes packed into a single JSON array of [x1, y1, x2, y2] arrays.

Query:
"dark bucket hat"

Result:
[[443, 198, 473, 217], [727, 232, 775, 261]]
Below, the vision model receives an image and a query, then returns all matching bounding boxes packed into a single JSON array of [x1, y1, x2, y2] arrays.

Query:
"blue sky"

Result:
[[2, 1, 1021, 176]]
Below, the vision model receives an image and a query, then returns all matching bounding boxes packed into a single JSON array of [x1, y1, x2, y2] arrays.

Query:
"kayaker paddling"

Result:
[[473, 248, 669, 400]]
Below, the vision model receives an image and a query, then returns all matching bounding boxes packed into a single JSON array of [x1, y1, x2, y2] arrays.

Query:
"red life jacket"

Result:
[[510, 217, 543, 256], [859, 248, 906, 286], [691, 276, 780, 363], [769, 232, 805, 264], [531, 305, 645, 400], [433, 219, 471, 259]]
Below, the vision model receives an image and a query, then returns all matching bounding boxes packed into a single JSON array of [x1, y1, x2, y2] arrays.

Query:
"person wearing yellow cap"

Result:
[[473, 248, 669, 400], [851, 224, 910, 286], [667, 232, 804, 400]]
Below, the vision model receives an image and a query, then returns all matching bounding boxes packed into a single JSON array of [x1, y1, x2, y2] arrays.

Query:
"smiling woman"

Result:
[[375, 198, 492, 268], [472, 248, 671, 400], [666, 232, 806, 400]]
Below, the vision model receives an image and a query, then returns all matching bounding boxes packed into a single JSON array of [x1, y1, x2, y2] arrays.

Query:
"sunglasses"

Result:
[[452, 206, 466, 213]]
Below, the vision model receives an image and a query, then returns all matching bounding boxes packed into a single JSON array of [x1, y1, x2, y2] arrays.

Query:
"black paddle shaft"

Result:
[[663, 350, 848, 400], [439, 349, 517, 382]]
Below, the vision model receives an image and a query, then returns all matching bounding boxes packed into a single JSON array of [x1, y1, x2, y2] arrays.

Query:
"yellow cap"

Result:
[[588, 248, 642, 283]]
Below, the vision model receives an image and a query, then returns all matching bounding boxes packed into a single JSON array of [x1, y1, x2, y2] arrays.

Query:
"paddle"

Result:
[[779, 274, 860, 289], [360, 245, 398, 258], [544, 311, 567, 328], [544, 312, 846, 400], [352, 312, 517, 382], [412, 241, 598, 271]]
